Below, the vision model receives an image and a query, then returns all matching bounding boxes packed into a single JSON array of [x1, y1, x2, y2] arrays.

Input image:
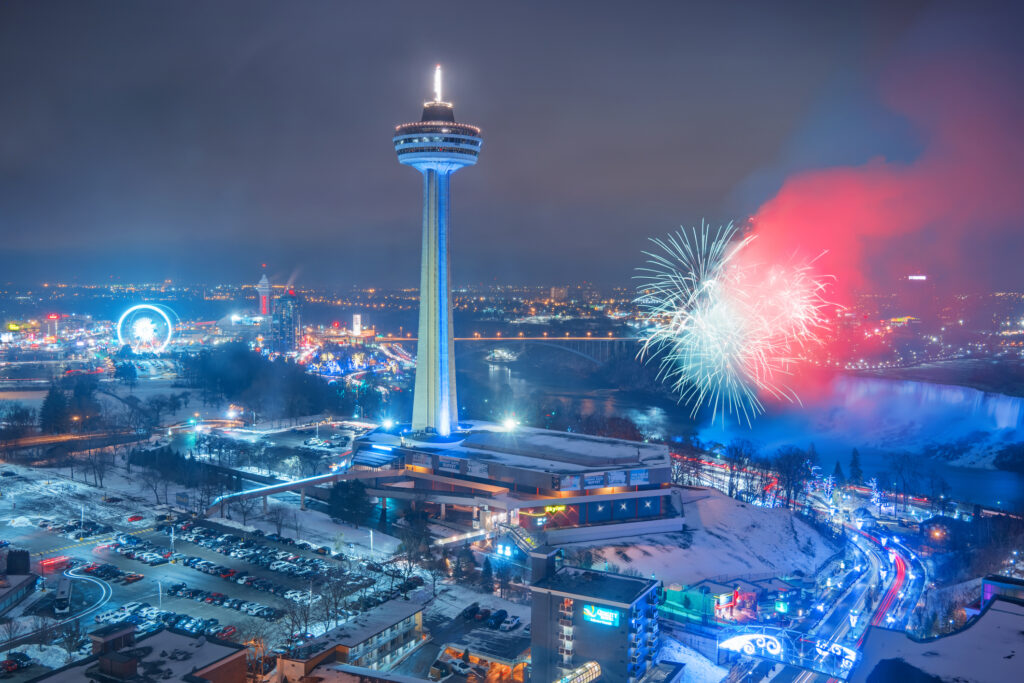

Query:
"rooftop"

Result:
[[361, 421, 670, 475], [283, 592, 428, 661], [32, 627, 245, 682], [851, 597, 1024, 683], [531, 567, 658, 606]]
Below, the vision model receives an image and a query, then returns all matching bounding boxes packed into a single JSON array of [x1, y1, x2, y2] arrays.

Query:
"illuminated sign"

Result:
[[583, 473, 605, 489], [907, 274, 927, 281], [544, 505, 566, 514], [582, 604, 620, 627], [437, 456, 461, 473], [559, 475, 581, 491], [606, 471, 627, 486], [629, 469, 649, 485]]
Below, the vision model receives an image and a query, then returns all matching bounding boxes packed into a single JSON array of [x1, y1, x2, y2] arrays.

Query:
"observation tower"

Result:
[[394, 65, 482, 436]]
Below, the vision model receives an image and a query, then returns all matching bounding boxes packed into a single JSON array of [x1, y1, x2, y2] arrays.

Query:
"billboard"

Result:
[[559, 475, 581, 491], [606, 470, 627, 486], [582, 604, 620, 627], [629, 469, 649, 485], [467, 461, 489, 478], [437, 456, 461, 474], [583, 473, 606, 489], [411, 452, 432, 467]]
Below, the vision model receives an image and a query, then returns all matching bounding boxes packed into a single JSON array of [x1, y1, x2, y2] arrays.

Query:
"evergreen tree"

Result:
[[480, 557, 494, 593], [39, 384, 69, 434], [832, 460, 846, 484], [849, 448, 864, 485]]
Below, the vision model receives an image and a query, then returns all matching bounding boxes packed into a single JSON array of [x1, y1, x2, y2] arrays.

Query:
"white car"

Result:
[[499, 615, 521, 631], [449, 660, 472, 675]]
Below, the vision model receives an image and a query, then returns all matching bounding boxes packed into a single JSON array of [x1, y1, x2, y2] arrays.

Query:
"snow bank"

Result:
[[20, 643, 70, 669], [563, 488, 838, 585], [658, 636, 727, 683]]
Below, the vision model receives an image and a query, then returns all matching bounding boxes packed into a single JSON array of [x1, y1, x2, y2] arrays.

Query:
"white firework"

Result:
[[636, 221, 832, 425]]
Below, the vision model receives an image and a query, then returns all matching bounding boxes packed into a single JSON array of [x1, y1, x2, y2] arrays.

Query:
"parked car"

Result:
[[449, 659, 472, 675], [487, 609, 508, 629], [499, 615, 521, 631]]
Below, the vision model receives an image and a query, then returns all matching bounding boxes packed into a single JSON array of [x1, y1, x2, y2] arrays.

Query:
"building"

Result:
[[352, 313, 363, 336], [272, 288, 300, 353], [30, 623, 247, 682], [530, 560, 662, 683], [852, 595, 1024, 683], [255, 273, 272, 317], [393, 65, 482, 437], [0, 573, 37, 616], [276, 594, 426, 680], [353, 421, 682, 549]]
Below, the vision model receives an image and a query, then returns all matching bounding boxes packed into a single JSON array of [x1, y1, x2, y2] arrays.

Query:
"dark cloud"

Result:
[[2, 1, 1017, 289]]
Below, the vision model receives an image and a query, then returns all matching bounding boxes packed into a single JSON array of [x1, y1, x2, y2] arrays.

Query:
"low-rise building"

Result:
[[277, 594, 427, 680], [29, 622, 247, 682]]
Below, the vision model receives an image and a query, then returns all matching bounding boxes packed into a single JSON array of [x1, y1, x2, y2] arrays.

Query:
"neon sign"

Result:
[[582, 604, 620, 627], [545, 505, 566, 514]]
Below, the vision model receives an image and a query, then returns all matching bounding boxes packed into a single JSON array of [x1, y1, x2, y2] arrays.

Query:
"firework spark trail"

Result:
[[636, 221, 834, 425]]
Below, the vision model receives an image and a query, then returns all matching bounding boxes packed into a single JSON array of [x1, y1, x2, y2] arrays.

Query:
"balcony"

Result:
[[558, 618, 573, 628]]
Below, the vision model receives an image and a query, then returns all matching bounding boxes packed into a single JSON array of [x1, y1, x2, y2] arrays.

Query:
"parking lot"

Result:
[[0, 463, 422, 662]]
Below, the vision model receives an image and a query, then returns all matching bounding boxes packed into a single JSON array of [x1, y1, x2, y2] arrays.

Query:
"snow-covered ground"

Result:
[[562, 488, 839, 586], [20, 643, 71, 669], [659, 636, 727, 683]]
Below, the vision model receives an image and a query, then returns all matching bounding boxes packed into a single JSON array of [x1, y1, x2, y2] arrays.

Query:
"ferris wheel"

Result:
[[116, 304, 177, 353]]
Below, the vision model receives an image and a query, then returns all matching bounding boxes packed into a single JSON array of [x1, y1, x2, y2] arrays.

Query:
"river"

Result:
[[464, 359, 1024, 511]]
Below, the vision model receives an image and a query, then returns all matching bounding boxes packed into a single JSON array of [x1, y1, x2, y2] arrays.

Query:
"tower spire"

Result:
[[433, 64, 443, 103]]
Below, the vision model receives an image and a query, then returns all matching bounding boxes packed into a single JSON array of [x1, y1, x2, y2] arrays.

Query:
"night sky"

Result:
[[1, 1, 1021, 291]]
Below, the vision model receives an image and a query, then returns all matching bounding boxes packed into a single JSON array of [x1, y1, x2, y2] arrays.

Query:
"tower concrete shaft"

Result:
[[394, 66, 481, 436], [413, 166, 457, 434]]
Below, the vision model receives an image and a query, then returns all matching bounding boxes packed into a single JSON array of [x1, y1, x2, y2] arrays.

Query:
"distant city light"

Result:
[[503, 417, 517, 431], [908, 275, 928, 281], [382, 418, 394, 429]]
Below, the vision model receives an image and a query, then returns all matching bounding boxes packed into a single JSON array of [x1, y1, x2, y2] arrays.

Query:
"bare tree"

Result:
[[231, 497, 259, 526], [139, 468, 163, 504], [1, 618, 23, 653], [289, 510, 304, 541], [57, 619, 88, 663], [265, 506, 289, 536]]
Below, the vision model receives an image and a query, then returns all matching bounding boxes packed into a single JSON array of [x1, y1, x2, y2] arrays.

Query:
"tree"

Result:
[[114, 362, 138, 389], [462, 648, 470, 663], [832, 460, 846, 485], [231, 497, 259, 526], [330, 480, 372, 529], [496, 562, 512, 599], [849, 449, 864, 486], [773, 446, 808, 508], [724, 439, 755, 499], [480, 558, 494, 593], [57, 619, 87, 664], [266, 505, 289, 536], [1, 618, 23, 653], [39, 384, 69, 434]]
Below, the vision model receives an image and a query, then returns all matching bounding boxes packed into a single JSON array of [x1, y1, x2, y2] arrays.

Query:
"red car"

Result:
[[126, 515, 144, 523], [217, 626, 237, 639]]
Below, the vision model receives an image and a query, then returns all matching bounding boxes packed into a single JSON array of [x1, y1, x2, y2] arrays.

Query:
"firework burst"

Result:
[[635, 221, 834, 425]]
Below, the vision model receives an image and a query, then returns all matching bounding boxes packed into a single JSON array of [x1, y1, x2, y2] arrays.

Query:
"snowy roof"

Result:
[[360, 421, 670, 474], [287, 592, 428, 656], [312, 663, 437, 682], [532, 566, 658, 606], [35, 627, 245, 682], [851, 597, 1024, 683]]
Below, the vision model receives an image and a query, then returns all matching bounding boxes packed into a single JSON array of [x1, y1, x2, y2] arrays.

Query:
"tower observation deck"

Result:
[[394, 66, 482, 436]]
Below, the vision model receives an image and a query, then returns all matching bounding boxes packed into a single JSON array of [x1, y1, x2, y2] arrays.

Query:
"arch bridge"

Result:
[[386, 336, 640, 365]]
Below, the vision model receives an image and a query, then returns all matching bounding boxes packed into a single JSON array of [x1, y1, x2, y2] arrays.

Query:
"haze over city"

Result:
[[0, 3, 1023, 683]]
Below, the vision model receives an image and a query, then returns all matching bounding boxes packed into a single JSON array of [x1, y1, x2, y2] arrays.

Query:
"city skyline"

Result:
[[1, 2, 1022, 295]]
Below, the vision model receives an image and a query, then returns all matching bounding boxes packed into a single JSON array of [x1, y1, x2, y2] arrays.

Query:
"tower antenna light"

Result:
[[434, 64, 442, 103]]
